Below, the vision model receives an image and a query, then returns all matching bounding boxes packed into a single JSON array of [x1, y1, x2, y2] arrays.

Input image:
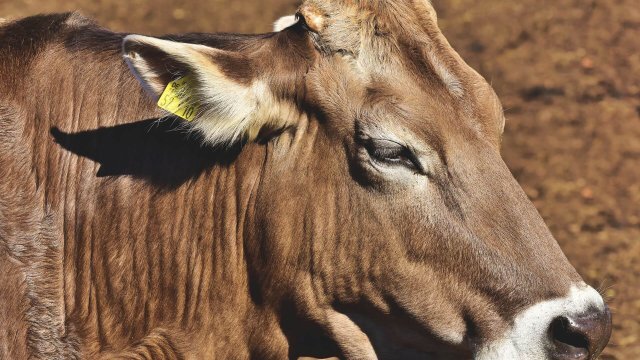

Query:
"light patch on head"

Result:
[[191, 79, 300, 146], [426, 51, 464, 98], [476, 284, 605, 360], [273, 15, 298, 32]]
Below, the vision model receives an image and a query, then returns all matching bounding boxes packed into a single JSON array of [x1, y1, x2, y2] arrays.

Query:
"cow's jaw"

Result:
[[316, 284, 609, 360]]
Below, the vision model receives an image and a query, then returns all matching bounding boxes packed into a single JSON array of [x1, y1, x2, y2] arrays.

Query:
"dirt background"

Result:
[[1, 0, 638, 358]]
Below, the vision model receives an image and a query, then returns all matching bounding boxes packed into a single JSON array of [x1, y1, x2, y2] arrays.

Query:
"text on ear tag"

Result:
[[157, 75, 200, 121]]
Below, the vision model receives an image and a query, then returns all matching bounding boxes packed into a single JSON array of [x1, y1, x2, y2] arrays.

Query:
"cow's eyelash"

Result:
[[364, 138, 426, 175]]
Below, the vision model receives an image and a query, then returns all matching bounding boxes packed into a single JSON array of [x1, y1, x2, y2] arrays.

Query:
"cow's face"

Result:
[[123, 1, 611, 358]]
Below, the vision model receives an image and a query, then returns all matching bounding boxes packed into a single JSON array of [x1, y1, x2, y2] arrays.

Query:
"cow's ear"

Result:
[[123, 35, 299, 146]]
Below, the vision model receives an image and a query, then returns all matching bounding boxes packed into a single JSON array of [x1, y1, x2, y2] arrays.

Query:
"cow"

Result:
[[0, 1, 611, 359]]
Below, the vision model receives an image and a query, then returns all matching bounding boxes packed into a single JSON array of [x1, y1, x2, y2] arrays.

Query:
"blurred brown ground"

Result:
[[1, 0, 638, 358]]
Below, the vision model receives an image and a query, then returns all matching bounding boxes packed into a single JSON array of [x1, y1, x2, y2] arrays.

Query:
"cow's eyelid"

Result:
[[365, 138, 427, 175]]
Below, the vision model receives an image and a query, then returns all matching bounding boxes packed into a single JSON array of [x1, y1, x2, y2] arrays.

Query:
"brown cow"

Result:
[[0, 1, 611, 359]]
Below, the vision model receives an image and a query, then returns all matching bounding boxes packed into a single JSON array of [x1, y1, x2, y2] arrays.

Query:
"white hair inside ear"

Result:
[[273, 15, 298, 32]]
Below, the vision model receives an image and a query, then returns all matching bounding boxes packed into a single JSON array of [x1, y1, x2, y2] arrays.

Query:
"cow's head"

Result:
[[123, 1, 611, 359]]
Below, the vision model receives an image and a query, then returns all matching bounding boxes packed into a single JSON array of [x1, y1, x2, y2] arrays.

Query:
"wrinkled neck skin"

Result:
[[246, 114, 380, 359], [54, 111, 374, 359]]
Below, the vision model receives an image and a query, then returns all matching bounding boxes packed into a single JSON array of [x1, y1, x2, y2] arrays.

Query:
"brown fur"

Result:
[[0, 3, 600, 359]]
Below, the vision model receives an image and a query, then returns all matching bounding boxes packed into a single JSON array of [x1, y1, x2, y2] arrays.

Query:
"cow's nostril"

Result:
[[549, 316, 589, 359], [548, 306, 612, 360], [552, 316, 591, 348]]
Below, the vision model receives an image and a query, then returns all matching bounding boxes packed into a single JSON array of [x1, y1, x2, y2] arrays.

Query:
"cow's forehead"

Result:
[[299, 0, 506, 146], [301, 0, 470, 98]]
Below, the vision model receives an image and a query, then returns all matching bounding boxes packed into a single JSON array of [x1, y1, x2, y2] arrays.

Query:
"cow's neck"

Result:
[[39, 62, 291, 357]]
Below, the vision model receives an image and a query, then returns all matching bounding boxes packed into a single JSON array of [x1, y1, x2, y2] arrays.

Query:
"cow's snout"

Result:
[[548, 305, 612, 360], [475, 285, 611, 360]]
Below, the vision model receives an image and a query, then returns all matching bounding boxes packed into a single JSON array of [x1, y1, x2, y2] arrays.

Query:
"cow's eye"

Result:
[[365, 139, 424, 174]]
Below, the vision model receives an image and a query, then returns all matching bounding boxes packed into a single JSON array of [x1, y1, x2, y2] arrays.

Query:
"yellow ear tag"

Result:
[[157, 75, 201, 121]]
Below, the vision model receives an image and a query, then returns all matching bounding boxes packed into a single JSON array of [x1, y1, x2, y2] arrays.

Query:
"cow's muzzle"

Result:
[[474, 285, 611, 360]]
